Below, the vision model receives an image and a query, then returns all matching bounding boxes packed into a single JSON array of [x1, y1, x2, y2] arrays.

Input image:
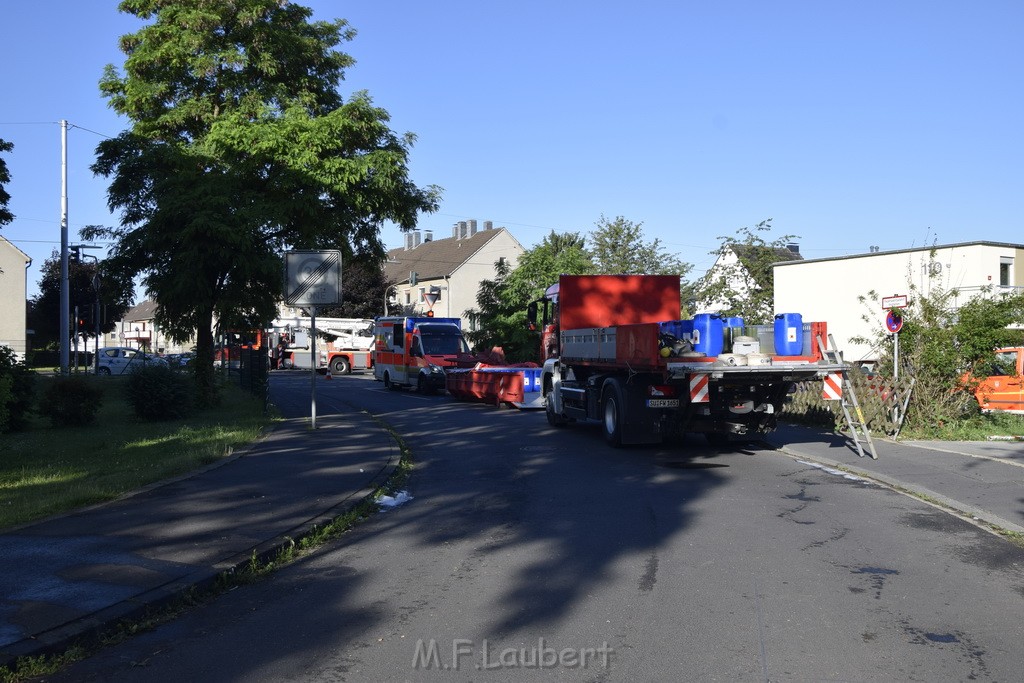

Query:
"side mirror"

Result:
[[526, 302, 538, 329]]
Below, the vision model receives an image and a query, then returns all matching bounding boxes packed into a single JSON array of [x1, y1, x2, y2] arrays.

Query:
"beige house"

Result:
[[774, 241, 1024, 363], [382, 220, 525, 327], [0, 236, 31, 360], [103, 300, 193, 355]]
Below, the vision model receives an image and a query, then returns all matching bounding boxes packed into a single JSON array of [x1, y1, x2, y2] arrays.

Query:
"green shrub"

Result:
[[37, 375, 104, 427], [0, 345, 36, 433], [124, 364, 195, 420]]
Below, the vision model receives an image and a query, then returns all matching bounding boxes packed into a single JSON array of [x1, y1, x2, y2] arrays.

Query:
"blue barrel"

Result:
[[692, 314, 724, 356], [774, 313, 803, 355]]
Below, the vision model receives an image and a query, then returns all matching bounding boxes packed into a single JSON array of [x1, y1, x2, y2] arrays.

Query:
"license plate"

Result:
[[647, 399, 680, 408]]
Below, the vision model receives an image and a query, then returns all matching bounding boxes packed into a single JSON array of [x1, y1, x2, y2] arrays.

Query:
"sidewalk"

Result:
[[0, 406, 400, 666], [765, 424, 1024, 535]]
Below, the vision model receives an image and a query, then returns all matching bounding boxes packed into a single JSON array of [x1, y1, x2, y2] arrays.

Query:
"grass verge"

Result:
[[0, 374, 274, 531]]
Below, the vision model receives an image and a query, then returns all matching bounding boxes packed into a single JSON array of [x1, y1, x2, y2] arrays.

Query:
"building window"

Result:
[[404, 291, 410, 305], [1000, 257, 1013, 287]]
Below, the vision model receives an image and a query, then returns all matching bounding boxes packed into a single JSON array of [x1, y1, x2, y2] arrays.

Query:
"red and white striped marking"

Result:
[[689, 373, 710, 403], [822, 373, 843, 401]]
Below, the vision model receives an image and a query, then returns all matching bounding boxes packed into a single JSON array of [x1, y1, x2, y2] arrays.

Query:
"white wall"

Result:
[[774, 243, 1024, 363], [0, 238, 29, 359]]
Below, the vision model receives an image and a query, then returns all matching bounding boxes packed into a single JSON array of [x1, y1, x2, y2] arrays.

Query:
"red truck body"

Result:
[[538, 275, 845, 446]]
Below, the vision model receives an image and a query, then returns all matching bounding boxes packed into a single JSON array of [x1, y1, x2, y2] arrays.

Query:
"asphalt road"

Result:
[[51, 372, 1024, 682]]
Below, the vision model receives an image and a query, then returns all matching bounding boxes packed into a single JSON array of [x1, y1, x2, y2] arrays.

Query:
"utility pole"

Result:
[[59, 120, 70, 375]]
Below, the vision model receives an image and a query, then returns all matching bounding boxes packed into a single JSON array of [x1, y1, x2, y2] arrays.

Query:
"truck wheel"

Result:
[[545, 394, 568, 427], [383, 371, 399, 390], [331, 357, 351, 375], [417, 373, 435, 395], [602, 381, 625, 447]]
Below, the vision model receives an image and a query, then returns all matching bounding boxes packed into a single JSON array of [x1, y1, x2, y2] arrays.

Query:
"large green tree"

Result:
[[86, 0, 439, 403], [589, 215, 690, 277], [0, 137, 12, 228]]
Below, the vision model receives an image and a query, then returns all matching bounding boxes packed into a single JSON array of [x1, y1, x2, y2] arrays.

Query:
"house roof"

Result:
[[122, 300, 158, 322], [382, 227, 514, 283], [0, 235, 30, 263], [774, 240, 1024, 267]]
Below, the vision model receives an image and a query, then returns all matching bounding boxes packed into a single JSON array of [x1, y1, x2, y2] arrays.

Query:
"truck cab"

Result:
[[974, 347, 1024, 414]]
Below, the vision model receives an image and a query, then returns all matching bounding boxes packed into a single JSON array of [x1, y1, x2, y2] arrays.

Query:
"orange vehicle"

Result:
[[372, 316, 470, 393], [973, 347, 1024, 414]]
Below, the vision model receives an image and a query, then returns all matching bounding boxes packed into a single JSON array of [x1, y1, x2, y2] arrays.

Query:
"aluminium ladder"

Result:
[[817, 333, 878, 460]]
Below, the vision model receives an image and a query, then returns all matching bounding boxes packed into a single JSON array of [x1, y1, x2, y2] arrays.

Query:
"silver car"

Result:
[[96, 347, 168, 375]]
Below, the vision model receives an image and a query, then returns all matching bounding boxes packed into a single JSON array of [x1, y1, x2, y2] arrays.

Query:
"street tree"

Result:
[[588, 215, 690, 277], [317, 257, 392, 319], [693, 219, 799, 324], [28, 251, 135, 350], [465, 230, 592, 362], [0, 137, 12, 228], [86, 0, 440, 404]]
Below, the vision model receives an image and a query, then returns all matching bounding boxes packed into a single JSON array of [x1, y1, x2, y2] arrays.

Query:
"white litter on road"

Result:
[[377, 491, 413, 508], [797, 460, 865, 482]]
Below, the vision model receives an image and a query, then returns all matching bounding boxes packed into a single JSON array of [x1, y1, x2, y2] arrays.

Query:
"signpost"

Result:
[[284, 250, 343, 429], [882, 294, 907, 381]]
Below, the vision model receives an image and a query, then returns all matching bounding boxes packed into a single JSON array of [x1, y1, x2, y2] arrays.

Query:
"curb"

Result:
[[774, 446, 1024, 538]]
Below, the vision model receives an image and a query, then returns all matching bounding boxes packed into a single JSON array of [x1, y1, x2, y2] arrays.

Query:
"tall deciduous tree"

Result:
[[0, 137, 13, 228], [86, 0, 440, 403], [693, 219, 799, 324], [589, 215, 690, 278]]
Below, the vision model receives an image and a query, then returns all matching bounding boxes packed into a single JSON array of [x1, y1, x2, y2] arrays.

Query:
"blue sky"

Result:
[[2, 1, 1022, 298]]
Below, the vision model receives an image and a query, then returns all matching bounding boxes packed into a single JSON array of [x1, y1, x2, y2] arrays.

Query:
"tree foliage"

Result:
[[464, 231, 592, 362], [86, 0, 440, 404], [317, 257, 391, 319], [693, 219, 798, 324], [852, 259, 1024, 431], [0, 137, 12, 228], [590, 215, 690, 278], [27, 251, 135, 349]]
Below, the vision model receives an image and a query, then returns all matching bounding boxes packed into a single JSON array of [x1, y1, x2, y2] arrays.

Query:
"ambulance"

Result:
[[372, 316, 470, 393]]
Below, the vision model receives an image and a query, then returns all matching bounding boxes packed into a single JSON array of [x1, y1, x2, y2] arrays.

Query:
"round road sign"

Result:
[[885, 310, 904, 334]]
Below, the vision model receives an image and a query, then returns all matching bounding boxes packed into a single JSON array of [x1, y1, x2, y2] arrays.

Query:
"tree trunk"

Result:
[[193, 308, 218, 408]]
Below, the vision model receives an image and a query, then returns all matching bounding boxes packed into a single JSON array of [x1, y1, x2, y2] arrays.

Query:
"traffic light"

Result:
[[410, 271, 418, 286], [425, 310, 434, 317]]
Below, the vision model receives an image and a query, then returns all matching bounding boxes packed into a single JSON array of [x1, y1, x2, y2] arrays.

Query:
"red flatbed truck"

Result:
[[530, 275, 847, 446]]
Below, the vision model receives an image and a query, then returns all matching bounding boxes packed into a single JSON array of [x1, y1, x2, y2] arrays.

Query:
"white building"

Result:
[[382, 220, 525, 325], [0, 236, 30, 360], [774, 241, 1024, 363]]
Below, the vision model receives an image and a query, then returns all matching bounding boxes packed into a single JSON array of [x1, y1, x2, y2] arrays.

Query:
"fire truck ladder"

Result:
[[817, 334, 878, 460]]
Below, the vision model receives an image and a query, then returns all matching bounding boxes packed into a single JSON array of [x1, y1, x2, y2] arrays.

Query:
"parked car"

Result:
[[96, 347, 168, 375]]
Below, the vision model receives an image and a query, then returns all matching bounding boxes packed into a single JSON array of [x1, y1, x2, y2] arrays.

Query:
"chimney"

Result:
[[458, 221, 467, 239], [404, 232, 414, 250], [452, 223, 459, 238], [786, 243, 800, 255], [413, 230, 421, 248], [468, 219, 478, 236], [484, 220, 493, 231], [424, 230, 432, 243]]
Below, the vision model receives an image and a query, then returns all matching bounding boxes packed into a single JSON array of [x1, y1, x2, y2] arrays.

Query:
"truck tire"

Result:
[[331, 356, 351, 375], [545, 393, 568, 427], [416, 373, 435, 395], [383, 371, 399, 390], [601, 380, 625, 447]]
